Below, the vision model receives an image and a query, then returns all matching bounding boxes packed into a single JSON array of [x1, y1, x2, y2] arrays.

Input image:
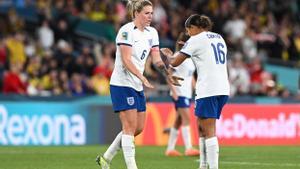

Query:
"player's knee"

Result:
[[122, 123, 137, 135], [198, 125, 206, 137], [134, 128, 143, 136], [182, 117, 190, 126], [204, 128, 216, 138], [174, 116, 182, 127]]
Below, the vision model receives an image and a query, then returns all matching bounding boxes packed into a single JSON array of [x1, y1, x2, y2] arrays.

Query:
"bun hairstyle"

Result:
[[127, 0, 152, 19], [184, 14, 213, 31]]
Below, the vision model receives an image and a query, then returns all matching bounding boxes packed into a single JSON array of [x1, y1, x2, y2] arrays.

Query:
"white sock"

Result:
[[122, 134, 138, 169], [199, 137, 207, 169], [205, 137, 219, 169], [182, 125, 192, 150], [166, 128, 179, 151], [103, 131, 122, 162]]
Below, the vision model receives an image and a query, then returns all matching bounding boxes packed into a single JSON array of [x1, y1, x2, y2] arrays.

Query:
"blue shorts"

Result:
[[110, 85, 146, 113], [173, 96, 191, 108], [195, 95, 228, 119]]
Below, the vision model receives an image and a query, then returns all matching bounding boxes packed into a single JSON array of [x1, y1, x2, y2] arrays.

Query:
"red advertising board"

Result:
[[135, 103, 300, 146]]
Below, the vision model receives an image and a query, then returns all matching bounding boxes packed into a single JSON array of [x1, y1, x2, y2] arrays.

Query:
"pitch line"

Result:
[[195, 160, 300, 167]]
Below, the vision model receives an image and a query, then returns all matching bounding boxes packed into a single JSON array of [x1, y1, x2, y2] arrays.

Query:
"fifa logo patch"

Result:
[[148, 39, 152, 46], [122, 32, 128, 40], [127, 97, 135, 106]]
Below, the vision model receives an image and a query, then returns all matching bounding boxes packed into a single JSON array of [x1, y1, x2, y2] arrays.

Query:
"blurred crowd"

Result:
[[0, 0, 299, 99]]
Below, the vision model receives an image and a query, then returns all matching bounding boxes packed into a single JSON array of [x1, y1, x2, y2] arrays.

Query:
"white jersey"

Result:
[[110, 22, 159, 91], [180, 31, 230, 99], [171, 58, 195, 98]]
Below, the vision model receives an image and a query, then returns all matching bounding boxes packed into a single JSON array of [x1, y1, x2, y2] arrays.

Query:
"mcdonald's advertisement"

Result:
[[136, 103, 300, 146]]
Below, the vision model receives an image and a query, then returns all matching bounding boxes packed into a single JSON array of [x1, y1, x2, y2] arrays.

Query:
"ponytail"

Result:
[[126, 0, 152, 19]]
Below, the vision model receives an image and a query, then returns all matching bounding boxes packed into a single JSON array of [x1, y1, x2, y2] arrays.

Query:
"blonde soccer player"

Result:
[[96, 1, 182, 169]]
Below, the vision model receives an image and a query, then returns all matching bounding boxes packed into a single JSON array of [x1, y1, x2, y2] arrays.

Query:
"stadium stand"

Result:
[[0, 0, 299, 101]]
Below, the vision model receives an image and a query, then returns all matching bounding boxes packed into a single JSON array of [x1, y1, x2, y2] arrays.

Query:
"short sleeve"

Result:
[[151, 28, 159, 48], [180, 37, 196, 57], [116, 26, 133, 46]]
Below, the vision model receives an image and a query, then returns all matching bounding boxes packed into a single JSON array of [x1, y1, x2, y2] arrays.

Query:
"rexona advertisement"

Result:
[[0, 104, 86, 146], [135, 103, 300, 146]]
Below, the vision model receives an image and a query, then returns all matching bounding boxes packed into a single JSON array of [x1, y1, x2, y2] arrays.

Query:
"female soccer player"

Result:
[[161, 14, 230, 169], [165, 32, 199, 157], [96, 1, 181, 169]]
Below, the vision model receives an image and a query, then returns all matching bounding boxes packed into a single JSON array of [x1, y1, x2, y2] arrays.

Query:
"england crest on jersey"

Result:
[[184, 98, 190, 106], [127, 97, 135, 105]]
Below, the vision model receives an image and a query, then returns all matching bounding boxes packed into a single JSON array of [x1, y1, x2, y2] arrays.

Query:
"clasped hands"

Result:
[[160, 48, 184, 87]]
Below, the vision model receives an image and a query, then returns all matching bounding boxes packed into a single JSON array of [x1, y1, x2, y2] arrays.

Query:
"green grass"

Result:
[[0, 145, 299, 169]]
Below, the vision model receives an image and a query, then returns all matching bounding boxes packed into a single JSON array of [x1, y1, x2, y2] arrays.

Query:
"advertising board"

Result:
[[136, 103, 300, 146]]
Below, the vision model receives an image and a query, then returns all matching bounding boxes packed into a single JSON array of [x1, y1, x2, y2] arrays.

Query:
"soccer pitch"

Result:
[[0, 145, 299, 169]]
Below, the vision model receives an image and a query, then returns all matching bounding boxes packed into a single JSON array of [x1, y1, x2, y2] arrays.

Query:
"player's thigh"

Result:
[[177, 107, 190, 125], [173, 112, 182, 129], [135, 112, 146, 135], [198, 118, 216, 137], [174, 97, 191, 124], [137, 112, 146, 128], [119, 109, 138, 134]]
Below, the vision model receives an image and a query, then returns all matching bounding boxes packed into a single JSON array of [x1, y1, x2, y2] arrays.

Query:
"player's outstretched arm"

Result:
[[120, 45, 154, 89], [150, 47, 184, 86], [160, 48, 188, 67], [160, 31, 190, 67]]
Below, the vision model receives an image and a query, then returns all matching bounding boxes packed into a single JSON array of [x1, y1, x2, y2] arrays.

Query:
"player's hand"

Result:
[[141, 76, 154, 89], [177, 40, 185, 46], [168, 75, 184, 86], [160, 48, 174, 58], [167, 66, 176, 74]]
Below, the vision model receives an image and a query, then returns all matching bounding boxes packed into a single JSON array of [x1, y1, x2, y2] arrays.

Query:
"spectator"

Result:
[[0, 37, 7, 90], [0, 0, 299, 98], [91, 67, 110, 96], [89, 1, 108, 22], [94, 42, 114, 79], [260, 71, 277, 96], [38, 20, 54, 50], [152, 0, 167, 28], [248, 57, 265, 95], [69, 73, 90, 96], [223, 13, 247, 45], [0, 37, 7, 69], [58, 70, 71, 95], [7, 8, 24, 32], [5, 32, 26, 65], [53, 19, 71, 42], [24, 37, 36, 58], [228, 53, 250, 96], [242, 28, 257, 61], [2, 63, 27, 94]]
